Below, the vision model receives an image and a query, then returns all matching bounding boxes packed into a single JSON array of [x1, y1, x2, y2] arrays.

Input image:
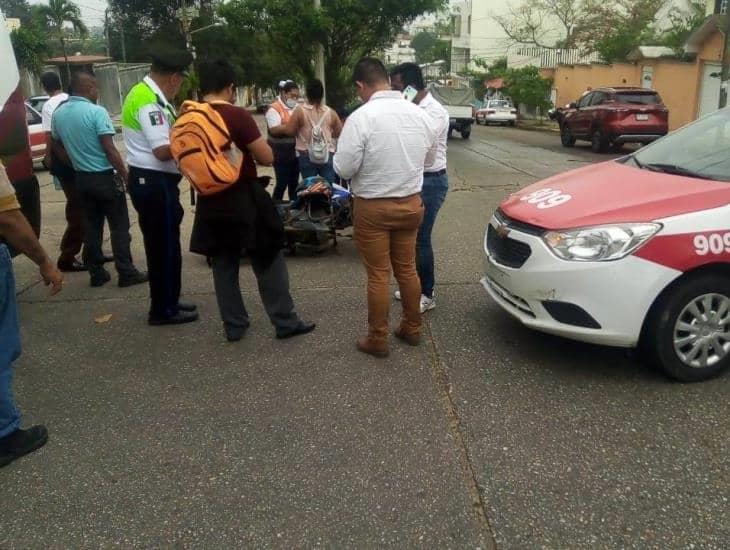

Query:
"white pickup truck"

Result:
[[430, 85, 475, 139]]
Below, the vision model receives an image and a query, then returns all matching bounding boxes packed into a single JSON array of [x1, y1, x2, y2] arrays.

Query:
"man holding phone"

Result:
[[390, 63, 450, 313]]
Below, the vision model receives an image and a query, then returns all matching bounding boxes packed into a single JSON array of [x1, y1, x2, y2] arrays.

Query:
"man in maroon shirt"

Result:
[[189, 59, 315, 342]]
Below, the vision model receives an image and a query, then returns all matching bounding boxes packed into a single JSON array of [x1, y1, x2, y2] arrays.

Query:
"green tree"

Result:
[[410, 30, 450, 71], [36, 0, 88, 81], [10, 26, 50, 74], [578, 0, 665, 61], [503, 66, 552, 113], [105, 0, 218, 63], [661, 0, 706, 56], [494, 0, 588, 49], [220, 0, 447, 109], [411, 31, 438, 63], [495, 0, 668, 61], [0, 0, 33, 24]]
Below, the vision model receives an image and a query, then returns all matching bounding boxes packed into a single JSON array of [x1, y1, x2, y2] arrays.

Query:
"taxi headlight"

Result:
[[543, 223, 661, 262]]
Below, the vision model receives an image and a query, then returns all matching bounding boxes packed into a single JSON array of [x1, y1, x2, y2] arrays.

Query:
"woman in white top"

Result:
[[271, 79, 342, 183]]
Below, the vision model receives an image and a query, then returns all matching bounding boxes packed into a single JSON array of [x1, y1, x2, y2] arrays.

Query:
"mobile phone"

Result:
[[403, 85, 418, 103]]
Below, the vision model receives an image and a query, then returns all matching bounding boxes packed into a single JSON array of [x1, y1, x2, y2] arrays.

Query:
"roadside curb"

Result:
[[515, 122, 560, 134]]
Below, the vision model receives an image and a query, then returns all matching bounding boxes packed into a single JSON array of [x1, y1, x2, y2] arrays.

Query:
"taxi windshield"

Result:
[[633, 108, 730, 182]]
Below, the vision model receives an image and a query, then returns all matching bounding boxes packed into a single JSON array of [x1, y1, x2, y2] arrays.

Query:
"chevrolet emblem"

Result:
[[494, 220, 511, 238]]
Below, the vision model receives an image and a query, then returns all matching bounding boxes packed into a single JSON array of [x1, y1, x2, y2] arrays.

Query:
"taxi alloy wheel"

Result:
[[644, 274, 730, 382]]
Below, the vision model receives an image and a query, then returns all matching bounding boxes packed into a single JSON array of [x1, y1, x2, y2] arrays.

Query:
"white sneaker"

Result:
[[420, 295, 436, 313], [394, 290, 436, 313]]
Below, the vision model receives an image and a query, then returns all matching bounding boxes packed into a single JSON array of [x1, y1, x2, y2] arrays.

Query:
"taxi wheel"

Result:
[[643, 274, 730, 382]]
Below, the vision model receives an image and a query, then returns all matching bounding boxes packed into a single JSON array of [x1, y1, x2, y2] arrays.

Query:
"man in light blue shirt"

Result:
[[52, 72, 147, 288]]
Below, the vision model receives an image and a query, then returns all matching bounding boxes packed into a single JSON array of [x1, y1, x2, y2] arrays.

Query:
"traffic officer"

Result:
[[266, 80, 300, 201], [122, 46, 198, 326]]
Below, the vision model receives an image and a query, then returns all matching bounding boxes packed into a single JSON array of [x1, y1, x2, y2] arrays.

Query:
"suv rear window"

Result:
[[615, 93, 661, 105]]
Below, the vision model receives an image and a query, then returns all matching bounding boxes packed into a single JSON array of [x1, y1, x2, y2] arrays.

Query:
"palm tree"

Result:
[[36, 0, 88, 82]]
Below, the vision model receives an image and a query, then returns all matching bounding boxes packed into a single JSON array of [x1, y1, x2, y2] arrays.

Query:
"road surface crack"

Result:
[[424, 318, 498, 549]]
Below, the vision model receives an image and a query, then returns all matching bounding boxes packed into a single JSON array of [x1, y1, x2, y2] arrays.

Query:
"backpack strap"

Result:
[[305, 106, 329, 131]]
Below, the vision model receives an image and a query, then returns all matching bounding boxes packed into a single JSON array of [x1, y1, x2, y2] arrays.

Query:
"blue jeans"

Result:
[[0, 244, 22, 438], [417, 172, 449, 298], [298, 152, 336, 183], [272, 159, 300, 202]]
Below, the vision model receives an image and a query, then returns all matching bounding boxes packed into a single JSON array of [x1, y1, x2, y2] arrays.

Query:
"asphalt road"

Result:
[[2, 123, 728, 549]]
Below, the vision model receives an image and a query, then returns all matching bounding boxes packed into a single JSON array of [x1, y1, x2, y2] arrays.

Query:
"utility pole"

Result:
[[119, 12, 127, 63], [720, 12, 730, 108], [314, 0, 326, 102], [104, 8, 110, 59], [177, 5, 200, 102], [177, 5, 199, 62]]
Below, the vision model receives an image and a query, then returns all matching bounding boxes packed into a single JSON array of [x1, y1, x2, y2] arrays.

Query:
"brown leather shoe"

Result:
[[394, 327, 421, 346], [356, 337, 389, 358]]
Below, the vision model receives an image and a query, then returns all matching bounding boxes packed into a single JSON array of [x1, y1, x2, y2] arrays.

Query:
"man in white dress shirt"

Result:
[[334, 58, 438, 358], [390, 62, 450, 314]]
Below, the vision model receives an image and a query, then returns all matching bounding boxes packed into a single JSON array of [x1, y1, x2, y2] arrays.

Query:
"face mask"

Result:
[[286, 99, 297, 109]]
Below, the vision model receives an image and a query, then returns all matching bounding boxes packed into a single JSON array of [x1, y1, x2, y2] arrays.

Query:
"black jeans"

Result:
[[128, 167, 184, 319], [75, 171, 135, 278], [272, 158, 300, 202]]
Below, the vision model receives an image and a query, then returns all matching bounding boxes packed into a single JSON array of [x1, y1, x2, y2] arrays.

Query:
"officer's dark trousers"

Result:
[[128, 167, 183, 319]]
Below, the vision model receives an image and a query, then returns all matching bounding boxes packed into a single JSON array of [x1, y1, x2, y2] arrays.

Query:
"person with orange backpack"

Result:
[[122, 47, 198, 326], [177, 59, 315, 343]]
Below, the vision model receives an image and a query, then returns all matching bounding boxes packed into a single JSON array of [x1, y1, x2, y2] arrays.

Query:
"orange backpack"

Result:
[[170, 101, 243, 196]]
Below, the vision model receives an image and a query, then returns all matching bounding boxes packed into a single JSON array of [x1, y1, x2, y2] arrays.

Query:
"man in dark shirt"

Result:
[[189, 59, 315, 342]]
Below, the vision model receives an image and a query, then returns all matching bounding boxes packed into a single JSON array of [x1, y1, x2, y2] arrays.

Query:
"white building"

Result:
[[384, 34, 416, 66], [450, 0, 564, 72], [450, 0, 708, 73]]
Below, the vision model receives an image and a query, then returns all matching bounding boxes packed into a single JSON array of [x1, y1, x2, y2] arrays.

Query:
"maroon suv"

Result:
[[560, 87, 669, 153]]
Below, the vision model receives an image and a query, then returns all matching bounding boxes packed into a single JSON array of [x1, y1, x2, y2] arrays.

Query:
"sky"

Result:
[[29, 0, 107, 28]]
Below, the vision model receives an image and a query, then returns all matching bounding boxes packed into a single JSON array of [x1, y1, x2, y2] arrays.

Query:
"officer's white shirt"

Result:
[[124, 76, 178, 173], [41, 93, 69, 132]]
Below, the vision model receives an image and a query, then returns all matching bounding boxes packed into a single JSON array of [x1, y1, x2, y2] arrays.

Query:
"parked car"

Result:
[[476, 100, 517, 126], [482, 107, 730, 382], [256, 95, 274, 114], [25, 102, 46, 163], [27, 94, 49, 113], [560, 87, 668, 153]]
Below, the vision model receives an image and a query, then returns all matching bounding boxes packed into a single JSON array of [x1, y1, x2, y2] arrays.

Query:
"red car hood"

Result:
[[500, 161, 730, 229]]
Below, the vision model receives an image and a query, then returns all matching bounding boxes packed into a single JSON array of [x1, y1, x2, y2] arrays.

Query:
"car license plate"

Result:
[[636, 114, 649, 121]]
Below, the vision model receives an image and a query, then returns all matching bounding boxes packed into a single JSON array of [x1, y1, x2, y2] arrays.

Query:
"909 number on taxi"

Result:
[[694, 233, 730, 256], [519, 188, 572, 209]]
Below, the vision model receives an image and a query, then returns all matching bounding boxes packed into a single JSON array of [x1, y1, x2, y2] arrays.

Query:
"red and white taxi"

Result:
[[482, 108, 730, 382]]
